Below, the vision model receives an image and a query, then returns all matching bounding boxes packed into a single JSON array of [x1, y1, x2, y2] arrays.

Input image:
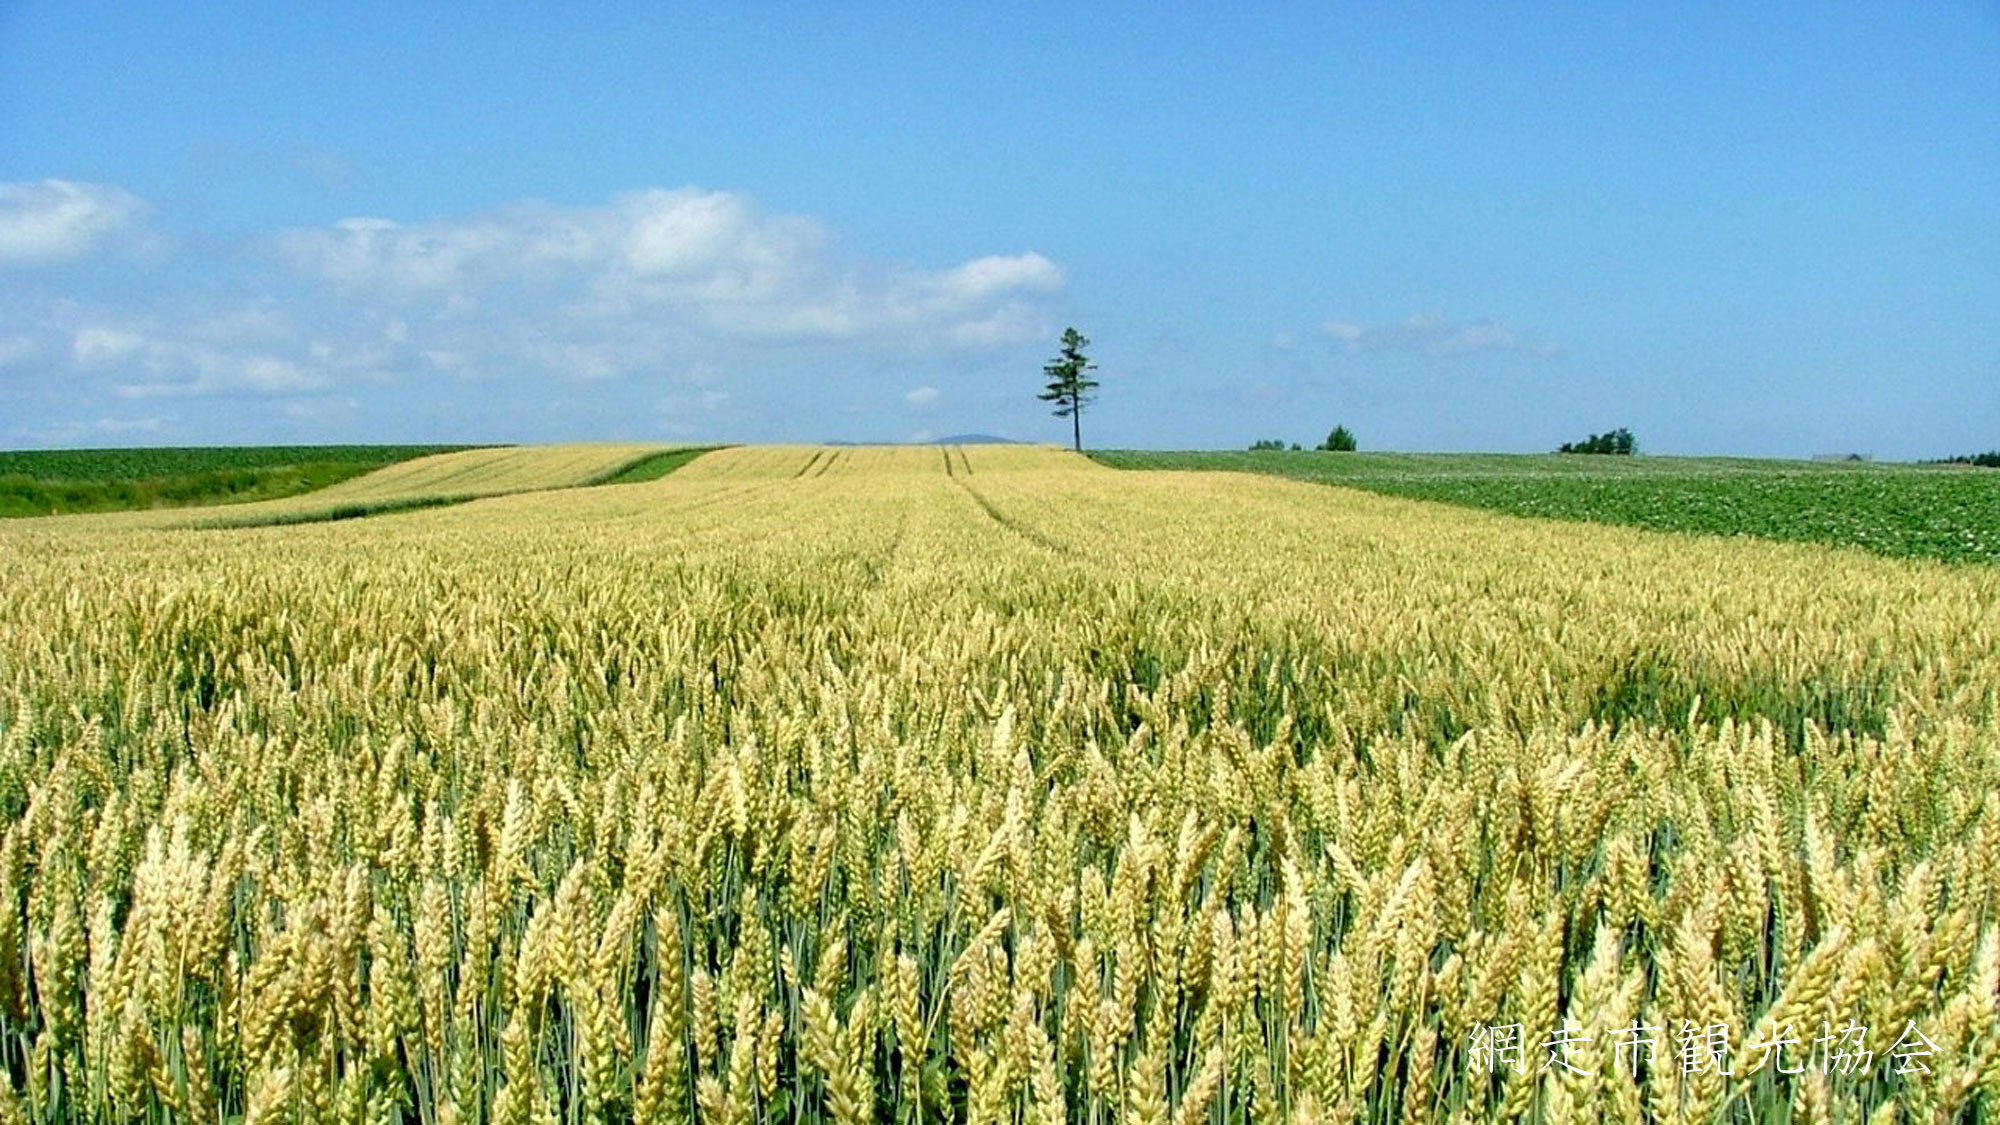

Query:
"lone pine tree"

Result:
[[1039, 327, 1099, 452]]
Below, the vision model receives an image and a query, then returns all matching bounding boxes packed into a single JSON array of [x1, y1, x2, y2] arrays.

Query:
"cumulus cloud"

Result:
[[275, 188, 1062, 352], [1321, 310, 1559, 358], [931, 253, 1064, 301], [109, 340, 326, 399], [2, 181, 1065, 441], [72, 326, 145, 367], [26, 301, 336, 401], [0, 180, 147, 266]]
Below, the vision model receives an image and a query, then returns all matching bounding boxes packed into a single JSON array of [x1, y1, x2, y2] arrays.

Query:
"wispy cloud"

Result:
[[54, 302, 330, 400], [0, 180, 1067, 441], [905, 385, 941, 409], [28, 415, 171, 444], [0, 335, 39, 368], [656, 390, 736, 438], [1321, 310, 1559, 357], [71, 326, 145, 367], [0, 180, 149, 266], [273, 188, 1063, 351]]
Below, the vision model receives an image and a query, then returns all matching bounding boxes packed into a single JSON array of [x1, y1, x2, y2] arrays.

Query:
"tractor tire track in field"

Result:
[[586, 478, 792, 530], [951, 475, 1069, 555], [858, 504, 912, 592], [936, 446, 975, 479]]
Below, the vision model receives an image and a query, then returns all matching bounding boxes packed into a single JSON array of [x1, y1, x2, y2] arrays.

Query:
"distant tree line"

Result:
[[1234, 427, 1993, 464], [1558, 428, 1636, 455], [1249, 426, 1356, 453], [1932, 451, 2000, 468]]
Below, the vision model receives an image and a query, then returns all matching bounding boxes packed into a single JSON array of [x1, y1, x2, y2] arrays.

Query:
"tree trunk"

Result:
[[1071, 403, 1082, 452]]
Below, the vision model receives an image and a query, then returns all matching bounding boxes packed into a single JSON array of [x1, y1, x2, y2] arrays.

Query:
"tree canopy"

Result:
[[1039, 327, 1099, 452]]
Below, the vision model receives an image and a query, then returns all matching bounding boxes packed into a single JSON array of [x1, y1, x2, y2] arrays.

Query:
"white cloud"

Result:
[[656, 389, 735, 437], [1321, 310, 1559, 357], [112, 345, 326, 399], [421, 349, 472, 376], [276, 188, 1062, 351], [279, 217, 479, 292], [72, 326, 145, 367], [0, 180, 147, 266], [529, 341, 622, 381], [28, 415, 169, 444], [1, 181, 1066, 439], [618, 189, 816, 290], [944, 304, 1049, 350], [931, 253, 1063, 301], [45, 298, 337, 401], [239, 355, 318, 392]]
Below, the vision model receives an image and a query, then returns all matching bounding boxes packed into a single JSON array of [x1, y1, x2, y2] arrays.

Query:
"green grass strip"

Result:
[[0, 445, 487, 518], [1091, 450, 2000, 565], [0, 444, 483, 481], [583, 446, 728, 486], [1, 462, 392, 518], [205, 494, 479, 528], [198, 446, 726, 529]]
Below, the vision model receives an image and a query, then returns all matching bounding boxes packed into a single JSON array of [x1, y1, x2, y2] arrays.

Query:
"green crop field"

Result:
[[590, 446, 726, 485], [0, 445, 485, 481], [188, 443, 686, 528], [1092, 451, 2000, 565], [0, 445, 482, 518]]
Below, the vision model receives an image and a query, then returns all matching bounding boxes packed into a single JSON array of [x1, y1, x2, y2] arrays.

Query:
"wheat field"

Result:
[[1, 444, 1996, 1124], [186, 445, 676, 529]]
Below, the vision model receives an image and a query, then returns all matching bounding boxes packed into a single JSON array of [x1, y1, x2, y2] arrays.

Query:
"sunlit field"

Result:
[[3, 445, 1996, 1124], [0, 447, 477, 519], [1092, 451, 2000, 566]]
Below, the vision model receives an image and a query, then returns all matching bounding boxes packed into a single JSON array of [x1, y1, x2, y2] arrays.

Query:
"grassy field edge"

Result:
[[194, 444, 726, 528], [1091, 449, 2000, 565], [0, 445, 487, 518], [581, 445, 729, 486]]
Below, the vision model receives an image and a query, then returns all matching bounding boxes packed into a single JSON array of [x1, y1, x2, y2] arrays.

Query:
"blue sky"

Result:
[[1, 2, 1994, 456]]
